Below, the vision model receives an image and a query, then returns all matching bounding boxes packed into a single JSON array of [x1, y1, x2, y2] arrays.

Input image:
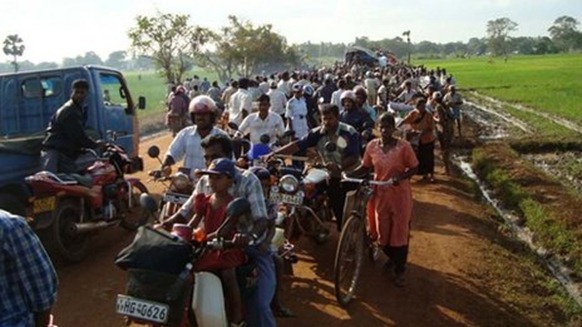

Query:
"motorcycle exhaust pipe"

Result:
[[73, 221, 119, 234]]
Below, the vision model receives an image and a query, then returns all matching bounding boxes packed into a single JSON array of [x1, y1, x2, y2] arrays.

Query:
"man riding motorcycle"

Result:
[[161, 95, 228, 179], [40, 78, 105, 173], [162, 134, 277, 327], [267, 104, 362, 230]]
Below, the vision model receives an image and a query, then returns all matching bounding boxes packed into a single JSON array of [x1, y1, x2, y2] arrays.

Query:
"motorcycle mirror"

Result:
[[324, 141, 337, 152], [147, 145, 160, 158], [227, 122, 239, 131], [259, 134, 271, 144], [139, 193, 158, 213]]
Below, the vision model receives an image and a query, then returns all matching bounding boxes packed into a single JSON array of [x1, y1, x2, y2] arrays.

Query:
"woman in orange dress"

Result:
[[349, 113, 418, 287]]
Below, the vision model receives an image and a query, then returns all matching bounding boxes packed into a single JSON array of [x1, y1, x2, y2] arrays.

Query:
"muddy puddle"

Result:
[[523, 152, 582, 193], [463, 102, 581, 195]]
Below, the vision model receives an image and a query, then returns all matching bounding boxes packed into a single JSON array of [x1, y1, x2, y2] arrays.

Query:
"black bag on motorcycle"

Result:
[[114, 226, 193, 275]]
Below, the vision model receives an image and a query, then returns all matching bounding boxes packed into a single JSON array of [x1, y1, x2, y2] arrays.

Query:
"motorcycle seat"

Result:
[[55, 173, 93, 187]]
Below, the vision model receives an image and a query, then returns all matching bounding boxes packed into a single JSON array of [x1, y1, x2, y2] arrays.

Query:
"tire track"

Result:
[[468, 92, 582, 134]]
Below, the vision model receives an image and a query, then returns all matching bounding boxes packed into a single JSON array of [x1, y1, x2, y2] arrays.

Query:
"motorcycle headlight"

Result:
[[279, 175, 299, 193], [171, 172, 191, 192]]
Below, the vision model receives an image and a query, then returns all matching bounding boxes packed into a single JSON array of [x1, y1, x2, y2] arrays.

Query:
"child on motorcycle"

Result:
[[190, 158, 246, 327]]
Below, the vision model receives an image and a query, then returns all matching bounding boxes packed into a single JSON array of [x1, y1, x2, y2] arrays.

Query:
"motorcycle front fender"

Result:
[[192, 271, 228, 327]]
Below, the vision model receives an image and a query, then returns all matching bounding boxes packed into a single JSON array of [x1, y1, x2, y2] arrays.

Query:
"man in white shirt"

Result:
[[235, 94, 285, 145], [229, 78, 253, 126], [162, 96, 228, 178], [221, 80, 238, 111], [331, 79, 347, 113], [267, 81, 287, 118], [277, 72, 291, 98], [285, 83, 310, 139], [377, 78, 390, 109], [443, 84, 464, 138], [364, 71, 379, 106]]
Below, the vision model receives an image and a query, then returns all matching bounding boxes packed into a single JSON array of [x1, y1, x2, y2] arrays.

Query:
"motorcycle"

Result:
[[142, 145, 194, 224], [25, 143, 148, 262], [116, 197, 257, 327], [227, 122, 295, 168], [268, 151, 334, 244]]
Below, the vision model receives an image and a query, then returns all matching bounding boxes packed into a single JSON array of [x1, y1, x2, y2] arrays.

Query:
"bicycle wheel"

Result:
[[334, 214, 365, 307]]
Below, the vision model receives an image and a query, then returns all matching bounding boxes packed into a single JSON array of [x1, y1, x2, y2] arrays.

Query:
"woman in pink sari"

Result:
[[348, 113, 418, 287]]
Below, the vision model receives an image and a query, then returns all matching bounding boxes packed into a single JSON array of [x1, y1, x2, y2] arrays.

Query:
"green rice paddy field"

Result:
[[417, 54, 582, 126], [124, 54, 582, 127], [124, 69, 219, 119]]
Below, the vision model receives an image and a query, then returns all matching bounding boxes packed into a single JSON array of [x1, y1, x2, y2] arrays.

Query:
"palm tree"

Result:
[[402, 30, 411, 64], [3, 34, 26, 72]]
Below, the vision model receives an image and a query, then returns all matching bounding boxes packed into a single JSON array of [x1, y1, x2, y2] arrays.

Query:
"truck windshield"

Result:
[[99, 73, 133, 114]]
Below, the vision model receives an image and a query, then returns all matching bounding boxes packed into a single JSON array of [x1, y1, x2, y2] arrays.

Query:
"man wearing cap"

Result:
[[285, 83, 309, 139], [164, 134, 276, 327], [40, 79, 105, 173], [267, 81, 287, 119], [228, 78, 252, 126]]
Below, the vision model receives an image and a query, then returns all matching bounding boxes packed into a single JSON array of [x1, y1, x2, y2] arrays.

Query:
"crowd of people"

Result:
[[157, 60, 463, 325], [2, 57, 464, 326]]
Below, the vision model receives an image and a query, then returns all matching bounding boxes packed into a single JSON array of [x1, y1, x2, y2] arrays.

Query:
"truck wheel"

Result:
[[52, 199, 90, 262], [0, 193, 26, 216]]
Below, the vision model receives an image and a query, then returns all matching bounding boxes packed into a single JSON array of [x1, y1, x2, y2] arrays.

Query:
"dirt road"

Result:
[[51, 132, 572, 326]]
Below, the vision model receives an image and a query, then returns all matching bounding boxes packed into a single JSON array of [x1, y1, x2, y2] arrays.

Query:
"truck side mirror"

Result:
[[138, 96, 146, 110]]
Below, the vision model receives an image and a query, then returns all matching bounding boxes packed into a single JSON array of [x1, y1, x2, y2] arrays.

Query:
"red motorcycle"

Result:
[[25, 144, 148, 262]]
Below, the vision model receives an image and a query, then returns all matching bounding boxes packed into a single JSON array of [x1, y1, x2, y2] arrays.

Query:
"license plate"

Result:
[[270, 192, 303, 206], [33, 196, 56, 214], [163, 192, 189, 205], [116, 294, 169, 324]]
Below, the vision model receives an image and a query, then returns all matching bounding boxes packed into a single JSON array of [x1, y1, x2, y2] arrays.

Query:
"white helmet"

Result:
[[189, 95, 216, 115], [340, 90, 356, 102]]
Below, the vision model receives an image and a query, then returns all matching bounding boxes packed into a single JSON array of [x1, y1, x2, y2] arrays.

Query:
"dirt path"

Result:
[[50, 132, 572, 326]]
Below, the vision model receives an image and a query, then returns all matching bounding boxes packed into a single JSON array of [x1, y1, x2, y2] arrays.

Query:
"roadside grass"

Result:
[[418, 54, 582, 126], [472, 146, 582, 274]]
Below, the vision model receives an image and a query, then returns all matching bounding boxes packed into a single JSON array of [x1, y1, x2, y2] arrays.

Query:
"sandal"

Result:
[[272, 306, 296, 318]]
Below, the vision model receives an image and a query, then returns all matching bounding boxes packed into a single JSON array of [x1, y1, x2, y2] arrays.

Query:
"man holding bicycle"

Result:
[[267, 104, 361, 230]]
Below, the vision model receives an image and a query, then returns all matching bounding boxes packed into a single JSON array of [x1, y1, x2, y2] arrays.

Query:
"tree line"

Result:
[[2, 15, 580, 75]]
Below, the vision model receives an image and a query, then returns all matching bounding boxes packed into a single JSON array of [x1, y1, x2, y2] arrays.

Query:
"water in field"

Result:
[[455, 157, 582, 309], [523, 152, 582, 193]]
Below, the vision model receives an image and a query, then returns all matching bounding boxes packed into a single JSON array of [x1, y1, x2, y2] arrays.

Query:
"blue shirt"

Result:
[[0, 210, 58, 326], [339, 108, 374, 134], [297, 122, 361, 169]]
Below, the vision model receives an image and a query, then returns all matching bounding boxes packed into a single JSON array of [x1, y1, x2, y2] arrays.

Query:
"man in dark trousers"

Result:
[[40, 79, 103, 173]]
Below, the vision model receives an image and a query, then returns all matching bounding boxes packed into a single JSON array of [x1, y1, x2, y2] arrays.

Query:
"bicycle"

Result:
[[333, 174, 394, 307]]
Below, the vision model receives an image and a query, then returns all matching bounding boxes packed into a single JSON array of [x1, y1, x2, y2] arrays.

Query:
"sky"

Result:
[[0, 0, 580, 64]]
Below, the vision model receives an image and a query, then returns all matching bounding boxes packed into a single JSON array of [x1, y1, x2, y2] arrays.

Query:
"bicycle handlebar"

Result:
[[340, 174, 395, 186]]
